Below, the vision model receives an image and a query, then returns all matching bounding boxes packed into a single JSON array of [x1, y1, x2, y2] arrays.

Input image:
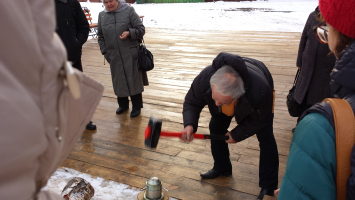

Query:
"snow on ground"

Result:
[[81, 0, 318, 32], [43, 168, 177, 200], [44, 1, 317, 198], [43, 168, 140, 200]]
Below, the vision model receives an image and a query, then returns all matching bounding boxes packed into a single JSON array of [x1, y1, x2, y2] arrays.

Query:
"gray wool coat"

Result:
[[294, 8, 336, 105], [98, 6, 146, 97]]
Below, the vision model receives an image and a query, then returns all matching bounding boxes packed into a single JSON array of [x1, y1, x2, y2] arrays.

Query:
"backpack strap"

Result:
[[323, 98, 355, 200]]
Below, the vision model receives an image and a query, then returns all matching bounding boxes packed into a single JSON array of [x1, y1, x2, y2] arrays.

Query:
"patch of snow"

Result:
[[43, 168, 177, 200]]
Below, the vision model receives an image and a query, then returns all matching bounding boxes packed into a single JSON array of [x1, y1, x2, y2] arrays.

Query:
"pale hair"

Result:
[[210, 65, 245, 101]]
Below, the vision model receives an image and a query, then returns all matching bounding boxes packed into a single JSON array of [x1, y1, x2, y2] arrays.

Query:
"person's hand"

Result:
[[120, 31, 130, 40], [225, 132, 236, 143], [180, 125, 194, 142], [297, 66, 300, 70], [275, 189, 280, 195]]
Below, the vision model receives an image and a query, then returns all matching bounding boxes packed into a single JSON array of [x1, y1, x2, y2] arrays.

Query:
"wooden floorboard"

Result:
[[61, 28, 301, 200]]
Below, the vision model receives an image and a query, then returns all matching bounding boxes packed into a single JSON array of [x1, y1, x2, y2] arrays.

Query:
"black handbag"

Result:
[[137, 39, 154, 71], [287, 69, 302, 117]]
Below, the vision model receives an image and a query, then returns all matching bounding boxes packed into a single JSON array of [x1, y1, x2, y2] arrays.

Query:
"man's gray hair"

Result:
[[210, 65, 245, 101]]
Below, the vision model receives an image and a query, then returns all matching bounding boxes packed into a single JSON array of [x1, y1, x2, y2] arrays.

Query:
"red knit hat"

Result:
[[319, 0, 355, 38]]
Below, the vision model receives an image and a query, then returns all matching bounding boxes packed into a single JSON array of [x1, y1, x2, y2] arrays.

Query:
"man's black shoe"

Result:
[[200, 169, 232, 179], [116, 107, 128, 114], [130, 109, 141, 118], [256, 188, 274, 200], [86, 121, 96, 130]]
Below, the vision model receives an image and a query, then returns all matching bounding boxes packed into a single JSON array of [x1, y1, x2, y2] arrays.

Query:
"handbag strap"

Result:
[[139, 38, 145, 45], [323, 98, 355, 200], [293, 69, 300, 86]]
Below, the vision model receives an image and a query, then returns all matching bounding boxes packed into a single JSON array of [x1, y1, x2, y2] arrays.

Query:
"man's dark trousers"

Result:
[[209, 113, 279, 190]]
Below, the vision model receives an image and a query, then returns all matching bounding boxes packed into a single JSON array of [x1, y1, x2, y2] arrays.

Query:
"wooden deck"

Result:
[[61, 28, 301, 200]]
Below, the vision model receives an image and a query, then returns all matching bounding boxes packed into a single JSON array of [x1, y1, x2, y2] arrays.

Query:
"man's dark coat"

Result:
[[183, 52, 274, 142], [55, 0, 90, 62]]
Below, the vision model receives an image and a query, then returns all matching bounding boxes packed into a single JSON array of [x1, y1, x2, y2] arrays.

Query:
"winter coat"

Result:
[[278, 41, 355, 200], [97, 6, 146, 97], [0, 1, 68, 200], [294, 7, 336, 105], [55, 0, 90, 62], [183, 52, 274, 142], [0, 1, 103, 199]]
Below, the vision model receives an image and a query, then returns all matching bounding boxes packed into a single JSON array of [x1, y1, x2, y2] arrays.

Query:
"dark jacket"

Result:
[[183, 53, 274, 142], [97, 6, 146, 97], [294, 7, 336, 105], [55, 0, 89, 62], [279, 41, 355, 200]]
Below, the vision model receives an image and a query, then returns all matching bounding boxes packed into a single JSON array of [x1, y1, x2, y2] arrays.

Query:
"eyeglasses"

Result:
[[314, 23, 329, 44]]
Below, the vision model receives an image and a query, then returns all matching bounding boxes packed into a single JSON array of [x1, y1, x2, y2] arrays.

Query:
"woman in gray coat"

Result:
[[294, 6, 336, 122], [98, 0, 145, 117]]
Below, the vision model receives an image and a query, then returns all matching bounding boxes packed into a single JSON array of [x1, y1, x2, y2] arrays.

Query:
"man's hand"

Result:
[[120, 31, 130, 40], [225, 132, 236, 143], [297, 66, 300, 70], [180, 125, 194, 142]]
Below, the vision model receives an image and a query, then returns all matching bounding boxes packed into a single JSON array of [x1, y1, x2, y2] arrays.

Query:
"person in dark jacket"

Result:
[[293, 6, 336, 123], [182, 52, 279, 200], [278, 0, 355, 199], [55, 0, 89, 71], [98, 0, 146, 118], [55, 0, 97, 130]]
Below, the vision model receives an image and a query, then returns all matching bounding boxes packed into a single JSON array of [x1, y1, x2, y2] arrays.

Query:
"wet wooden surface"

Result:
[[61, 28, 301, 200]]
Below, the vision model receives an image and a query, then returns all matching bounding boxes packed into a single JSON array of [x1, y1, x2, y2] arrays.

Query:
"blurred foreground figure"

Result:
[[0, 1, 102, 199], [278, 0, 355, 199]]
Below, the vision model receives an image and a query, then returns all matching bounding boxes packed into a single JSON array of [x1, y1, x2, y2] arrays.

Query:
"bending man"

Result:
[[182, 52, 279, 200]]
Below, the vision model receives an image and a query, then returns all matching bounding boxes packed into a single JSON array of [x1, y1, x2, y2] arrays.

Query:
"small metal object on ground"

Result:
[[137, 190, 169, 200], [61, 177, 95, 200], [138, 177, 170, 200]]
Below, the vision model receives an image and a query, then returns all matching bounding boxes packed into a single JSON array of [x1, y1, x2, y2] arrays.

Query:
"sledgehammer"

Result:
[[144, 116, 229, 149]]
